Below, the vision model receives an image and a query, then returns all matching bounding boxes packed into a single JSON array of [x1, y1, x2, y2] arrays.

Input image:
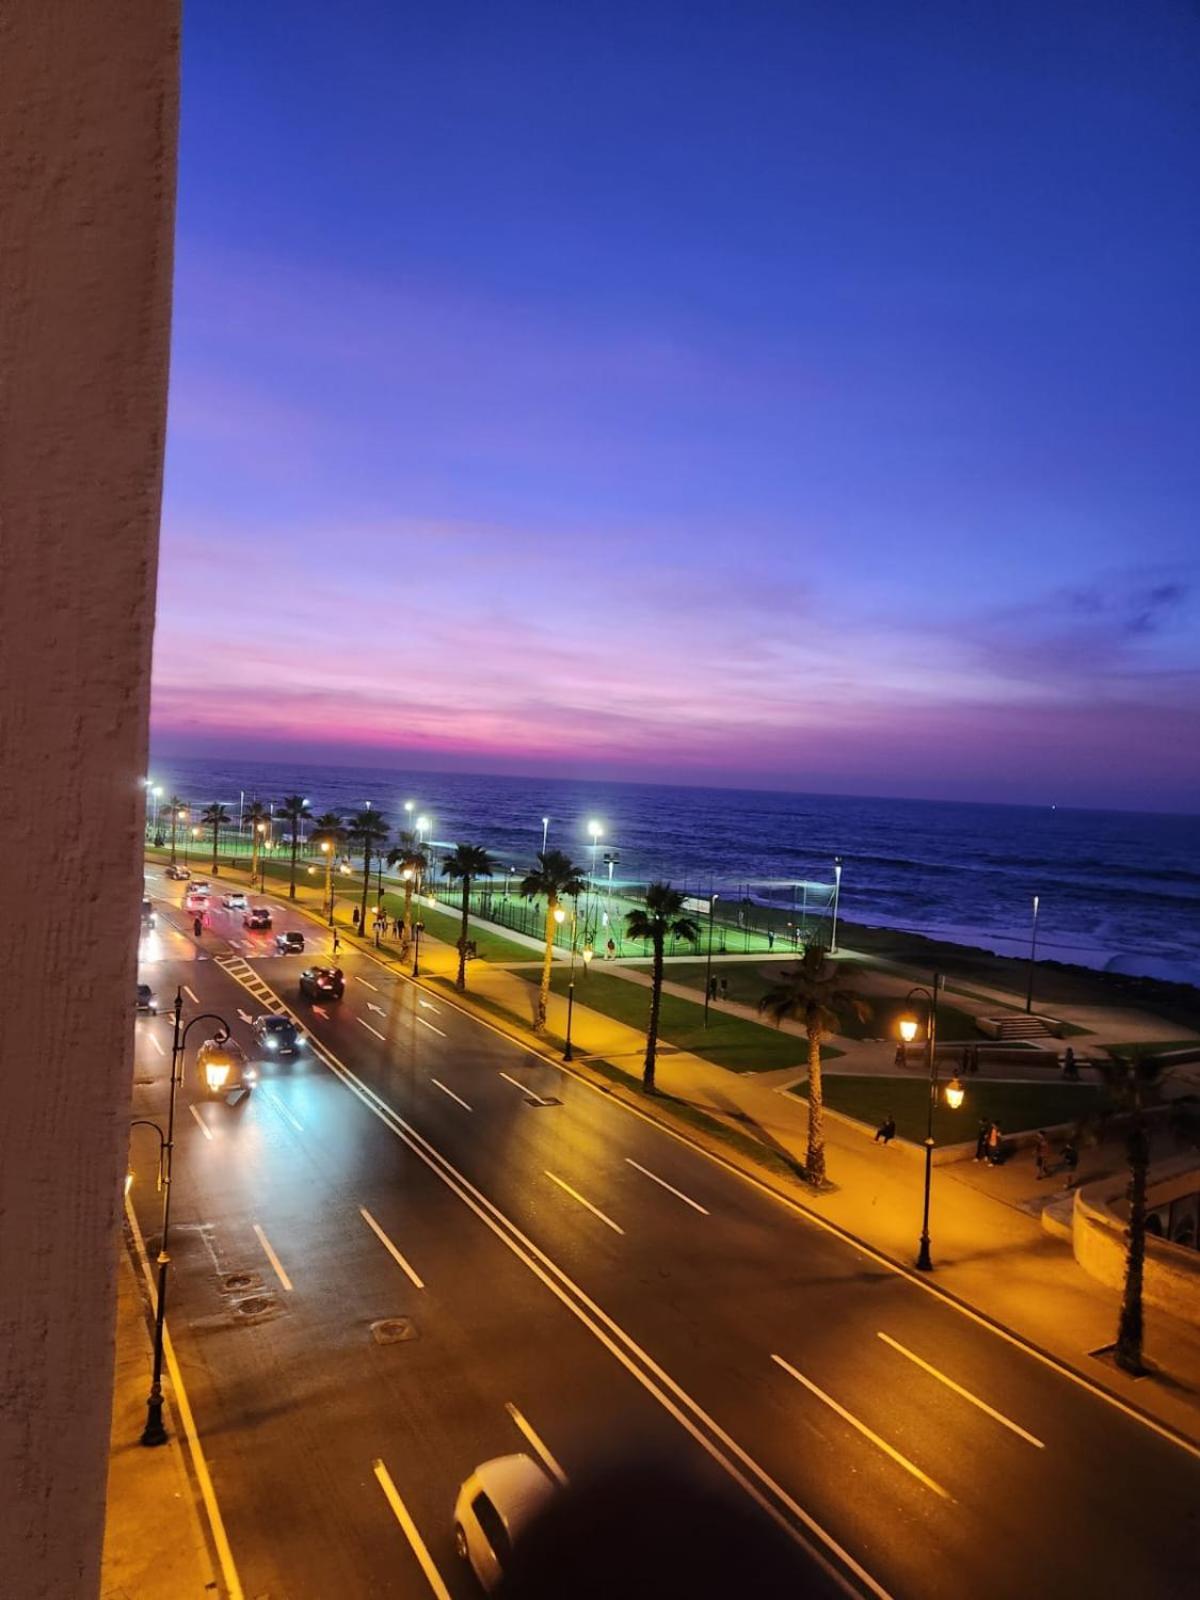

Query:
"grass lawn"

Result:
[[1104, 1038, 1200, 1061], [790, 1074, 1108, 1143], [402, 896, 536, 964], [543, 967, 841, 1074], [664, 960, 980, 1042]]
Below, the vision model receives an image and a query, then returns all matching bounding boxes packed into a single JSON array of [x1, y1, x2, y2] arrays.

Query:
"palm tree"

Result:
[[277, 795, 310, 899], [200, 802, 230, 876], [386, 831, 428, 948], [520, 849, 587, 1033], [346, 808, 390, 934], [166, 795, 187, 867], [624, 883, 700, 1093], [311, 811, 344, 919], [1091, 1052, 1169, 1374], [245, 799, 270, 886], [442, 843, 495, 990], [758, 943, 871, 1187]]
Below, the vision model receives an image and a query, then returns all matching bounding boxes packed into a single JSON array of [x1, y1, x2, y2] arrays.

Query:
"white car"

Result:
[[453, 1455, 555, 1593], [221, 891, 248, 910]]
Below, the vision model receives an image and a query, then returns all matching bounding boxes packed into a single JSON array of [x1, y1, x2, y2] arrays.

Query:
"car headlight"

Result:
[[204, 1062, 230, 1092], [244, 1067, 258, 1082], [267, 1038, 277, 1049]]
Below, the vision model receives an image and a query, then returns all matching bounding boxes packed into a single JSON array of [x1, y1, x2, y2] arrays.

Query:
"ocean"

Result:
[[146, 756, 1200, 986]]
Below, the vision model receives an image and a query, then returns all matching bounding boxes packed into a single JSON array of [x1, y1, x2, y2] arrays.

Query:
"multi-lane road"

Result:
[[129, 870, 1199, 1598]]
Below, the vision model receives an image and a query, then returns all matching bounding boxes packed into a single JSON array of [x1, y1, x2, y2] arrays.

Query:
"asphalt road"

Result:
[[130, 870, 1200, 1599]]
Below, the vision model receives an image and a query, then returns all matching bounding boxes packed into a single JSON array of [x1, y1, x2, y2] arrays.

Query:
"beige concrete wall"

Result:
[[0, 5, 179, 1597], [1072, 1157, 1200, 1324]]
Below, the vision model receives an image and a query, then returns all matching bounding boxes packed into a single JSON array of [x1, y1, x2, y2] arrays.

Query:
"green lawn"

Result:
[[1104, 1039, 1200, 1062], [542, 967, 840, 1074], [790, 1074, 1108, 1143]]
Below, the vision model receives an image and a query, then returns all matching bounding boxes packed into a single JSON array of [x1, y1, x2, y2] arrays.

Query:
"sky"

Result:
[[152, 0, 1200, 810]]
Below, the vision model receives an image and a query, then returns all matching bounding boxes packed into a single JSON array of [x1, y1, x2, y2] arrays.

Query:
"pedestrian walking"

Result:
[[767, 929, 775, 950], [193, 915, 203, 938], [1034, 1129, 1049, 1180], [606, 937, 616, 960], [985, 1122, 1003, 1166], [974, 1118, 990, 1162], [1061, 1139, 1079, 1188], [332, 929, 341, 956], [719, 977, 728, 1001], [708, 976, 718, 1000], [874, 1114, 896, 1146], [1062, 1045, 1078, 1080], [352, 906, 360, 928]]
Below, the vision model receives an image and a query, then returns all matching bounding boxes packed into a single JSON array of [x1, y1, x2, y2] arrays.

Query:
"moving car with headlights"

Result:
[[136, 982, 158, 1014], [221, 890, 248, 911], [165, 863, 190, 880], [243, 905, 272, 930], [453, 1455, 556, 1593], [194, 1035, 256, 1100], [275, 929, 305, 954], [299, 965, 344, 1002], [185, 885, 210, 912], [140, 897, 156, 930], [251, 1014, 303, 1055]]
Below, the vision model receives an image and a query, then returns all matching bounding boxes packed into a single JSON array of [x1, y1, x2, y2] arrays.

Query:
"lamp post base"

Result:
[[916, 1236, 933, 1271], [141, 1392, 168, 1447]]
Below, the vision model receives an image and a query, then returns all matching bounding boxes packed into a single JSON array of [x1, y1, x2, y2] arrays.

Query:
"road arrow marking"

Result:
[[238, 1009, 254, 1024], [312, 1005, 329, 1019], [367, 1002, 387, 1017]]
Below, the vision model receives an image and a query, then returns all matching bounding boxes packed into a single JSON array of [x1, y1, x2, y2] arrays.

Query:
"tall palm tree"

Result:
[[758, 943, 871, 1187], [624, 883, 700, 1093], [520, 849, 587, 1033], [386, 830, 428, 948], [346, 808, 390, 934], [442, 843, 495, 990], [1091, 1052, 1169, 1374], [200, 802, 230, 876], [166, 795, 187, 867], [277, 795, 310, 899], [245, 799, 270, 886], [311, 811, 344, 919]]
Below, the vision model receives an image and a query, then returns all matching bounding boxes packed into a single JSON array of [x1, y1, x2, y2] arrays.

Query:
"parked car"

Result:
[[299, 966, 344, 1002], [165, 863, 190, 880], [453, 1455, 556, 1593], [275, 930, 305, 954], [136, 982, 158, 1014], [194, 1036, 256, 1100], [244, 906, 272, 930], [221, 891, 248, 910], [251, 1014, 303, 1055]]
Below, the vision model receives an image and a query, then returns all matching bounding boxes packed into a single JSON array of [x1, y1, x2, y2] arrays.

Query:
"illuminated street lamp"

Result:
[[899, 975, 965, 1271], [830, 857, 843, 954], [130, 989, 232, 1445], [541, 815, 550, 854], [1025, 893, 1041, 1014], [320, 839, 336, 923]]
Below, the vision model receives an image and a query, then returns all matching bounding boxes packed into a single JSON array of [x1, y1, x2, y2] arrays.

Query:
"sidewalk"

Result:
[[101, 1241, 218, 1599]]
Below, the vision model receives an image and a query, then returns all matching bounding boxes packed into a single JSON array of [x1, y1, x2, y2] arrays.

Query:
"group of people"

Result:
[[706, 975, 729, 1001], [1033, 1127, 1079, 1186]]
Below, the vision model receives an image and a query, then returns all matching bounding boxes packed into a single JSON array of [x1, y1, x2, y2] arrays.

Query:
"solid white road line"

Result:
[[876, 1332, 1044, 1448], [253, 1224, 294, 1292], [189, 1104, 214, 1141], [431, 1078, 472, 1112], [359, 1206, 425, 1288], [355, 975, 379, 991], [415, 1015, 445, 1036], [357, 1016, 386, 1041], [626, 1157, 709, 1215], [544, 1170, 625, 1235], [505, 1402, 568, 1485], [183, 984, 200, 1004], [499, 1070, 550, 1105], [771, 1355, 950, 1500], [148, 1033, 166, 1056], [263, 1088, 304, 1134], [373, 1460, 452, 1600], [125, 1194, 245, 1600]]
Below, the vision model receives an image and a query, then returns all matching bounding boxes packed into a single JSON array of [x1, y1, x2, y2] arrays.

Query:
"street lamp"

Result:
[[131, 989, 232, 1445], [412, 918, 424, 977], [1025, 894, 1041, 1014], [541, 815, 550, 855], [830, 857, 843, 955], [899, 975, 964, 1272]]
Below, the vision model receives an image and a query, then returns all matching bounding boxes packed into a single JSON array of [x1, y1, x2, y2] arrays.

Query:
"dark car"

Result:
[[165, 863, 190, 880], [251, 1013, 303, 1055], [299, 966, 345, 1002], [276, 930, 305, 954], [136, 982, 158, 1014], [244, 906, 272, 930]]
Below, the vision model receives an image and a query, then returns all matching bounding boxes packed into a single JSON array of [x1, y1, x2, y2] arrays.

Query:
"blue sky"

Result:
[[153, 1, 1200, 808]]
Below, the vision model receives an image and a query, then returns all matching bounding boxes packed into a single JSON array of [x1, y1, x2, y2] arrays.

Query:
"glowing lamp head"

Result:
[[587, 820, 603, 840], [898, 1016, 919, 1044], [582, 945, 594, 964], [402, 867, 414, 881], [417, 815, 429, 831], [554, 907, 566, 925], [944, 1075, 965, 1111], [204, 1061, 231, 1093], [320, 840, 331, 853]]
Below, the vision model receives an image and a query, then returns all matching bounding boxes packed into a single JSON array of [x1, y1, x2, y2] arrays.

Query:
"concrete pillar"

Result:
[[0, 5, 180, 1597]]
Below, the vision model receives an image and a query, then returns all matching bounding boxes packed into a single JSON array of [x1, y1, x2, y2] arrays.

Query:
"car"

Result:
[[251, 1014, 303, 1055], [453, 1455, 556, 1593], [184, 890, 207, 913], [165, 863, 190, 880], [221, 891, 248, 910], [140, 897, 156, 929], [244, 906, 272, 930], [189, 880, 211, 896], [275, 930, 305, 954], [194, 1036, 256, 1100], [135, 982, 158, 1014], [299, 965, 344, 1001]]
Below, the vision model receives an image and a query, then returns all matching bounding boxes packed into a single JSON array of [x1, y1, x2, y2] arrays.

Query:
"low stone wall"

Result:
[[1071, 1154, 1200, 1322]]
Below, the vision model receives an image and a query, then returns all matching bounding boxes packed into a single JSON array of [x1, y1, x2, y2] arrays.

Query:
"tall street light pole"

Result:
[[703, 892, 720, 1026], [1025, 894, 1040, 1014], [541, 816, 549, 855], [830, 857, 843, 954], [412, 918, 424, 978], [137, 989, 233, 1445], [557, 903, 593, 1062], [899, 975, 964, 1272]]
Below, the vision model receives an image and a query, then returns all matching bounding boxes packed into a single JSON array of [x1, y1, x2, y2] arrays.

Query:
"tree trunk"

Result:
[[359, 843, 371, 933], [535, 893, 556, 1032], [402, 876, 414, 945], [250, 832, 259, 887], [211, 823, 219, 876], [169, 811, 178, 867], [806, 1021, 826, 1185], [643, 935, 663, 1092], [1116, 1108, 1149, 1374], [289, 831, 299, 898], [456, 876, 470, 990]]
